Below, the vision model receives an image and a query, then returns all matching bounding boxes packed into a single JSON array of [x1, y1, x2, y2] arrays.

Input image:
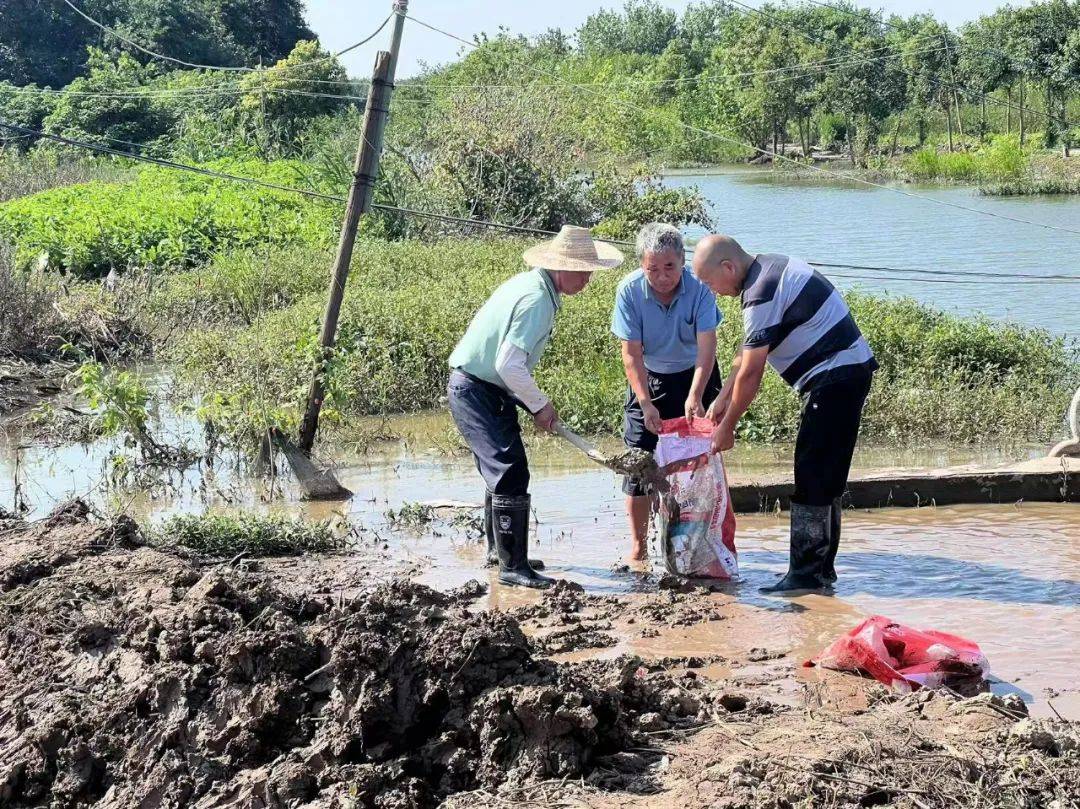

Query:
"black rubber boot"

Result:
[[760, 503, 832, 595], [484, 491, 544, 569], [823, 496, 842, 584], [492, 493, 554, 589]]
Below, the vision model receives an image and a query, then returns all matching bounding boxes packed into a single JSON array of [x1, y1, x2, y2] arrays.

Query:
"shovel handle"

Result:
[[553, 422, 611, 465]]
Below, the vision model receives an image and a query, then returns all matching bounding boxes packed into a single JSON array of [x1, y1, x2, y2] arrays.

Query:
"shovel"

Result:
[[552, 422, 670, 492], [553, 422, 614, 467]]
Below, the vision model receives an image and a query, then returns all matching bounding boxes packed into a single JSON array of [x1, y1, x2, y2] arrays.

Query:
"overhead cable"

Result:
[[59, 0, 392, 75], [2, 119, 1078, 285]]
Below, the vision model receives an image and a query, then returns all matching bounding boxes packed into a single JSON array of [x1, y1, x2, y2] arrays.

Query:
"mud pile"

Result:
[[0, 504, 712, 808]]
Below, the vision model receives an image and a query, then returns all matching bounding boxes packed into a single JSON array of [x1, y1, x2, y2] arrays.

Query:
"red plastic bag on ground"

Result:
[[805, 615, 989, 693], [654, 417, 738, 579]]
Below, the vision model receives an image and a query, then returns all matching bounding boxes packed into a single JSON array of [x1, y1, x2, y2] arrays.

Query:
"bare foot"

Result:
[[626, 543, 648, 564]]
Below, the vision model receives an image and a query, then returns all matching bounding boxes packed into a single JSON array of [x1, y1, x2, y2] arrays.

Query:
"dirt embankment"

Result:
[[0, 504, 718, 807], [1, 505, 1077, 808]]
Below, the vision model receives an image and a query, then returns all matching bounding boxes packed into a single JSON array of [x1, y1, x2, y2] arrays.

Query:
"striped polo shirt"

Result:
[[741, 254, 877, 392]]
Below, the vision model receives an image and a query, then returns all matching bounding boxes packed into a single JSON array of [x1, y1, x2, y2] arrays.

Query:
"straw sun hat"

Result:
[[522, 225, 624, 272]]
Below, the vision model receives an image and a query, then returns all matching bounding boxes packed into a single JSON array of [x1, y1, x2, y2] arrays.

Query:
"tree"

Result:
[[894, 16, 958, 149], [0, 0, 314, 88], [577, 1, 678, 56], [679, 1, 734, 72], [959, 15, 1013, 143], [0, 0, 99, 87], [238, 41, 352, 154], [40, 49, 173, 150], [1053, 24, 1080, 155]]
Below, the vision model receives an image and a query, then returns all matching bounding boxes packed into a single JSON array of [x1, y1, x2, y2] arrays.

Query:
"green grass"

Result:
[[155, 513, 341, 557], [153, 238, 1078, 446], [900, 136, 1039, 187], [0, 159, 339, 278]]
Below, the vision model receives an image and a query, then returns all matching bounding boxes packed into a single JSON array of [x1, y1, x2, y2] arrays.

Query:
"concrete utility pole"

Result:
[[298, 0, 408, 459]]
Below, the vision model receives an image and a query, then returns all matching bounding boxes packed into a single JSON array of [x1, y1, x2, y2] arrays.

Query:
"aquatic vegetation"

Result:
[[155, 512, 341, 557], [901, 136, 1029, 184]]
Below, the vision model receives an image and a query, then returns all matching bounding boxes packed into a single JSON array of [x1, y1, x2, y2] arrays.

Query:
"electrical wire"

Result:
[[0, 84, 367, 104], [2, 119, 1078, 285], [59, 0, 393, 76], [405, 12, 1080, 239]]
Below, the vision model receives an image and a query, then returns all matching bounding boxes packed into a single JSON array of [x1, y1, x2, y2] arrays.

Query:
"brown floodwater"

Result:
[[1, 409, 1077, 718]]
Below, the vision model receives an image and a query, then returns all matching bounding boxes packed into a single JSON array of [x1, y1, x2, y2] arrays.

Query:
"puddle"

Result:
[[1, 406, 1076, 718]]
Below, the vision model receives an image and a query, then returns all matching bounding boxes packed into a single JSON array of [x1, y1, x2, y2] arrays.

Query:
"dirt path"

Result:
[[1, 505, 1076, 808]]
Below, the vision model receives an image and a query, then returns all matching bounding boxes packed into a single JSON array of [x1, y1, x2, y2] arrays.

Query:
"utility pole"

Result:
[[298, 0, 408, 456]]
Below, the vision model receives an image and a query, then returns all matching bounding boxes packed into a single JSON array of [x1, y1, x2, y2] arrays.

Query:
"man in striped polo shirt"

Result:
[[692, 235, 877, 594]]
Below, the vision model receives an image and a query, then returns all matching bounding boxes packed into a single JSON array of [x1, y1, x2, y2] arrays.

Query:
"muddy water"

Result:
[[1, 410, 1077, 718]]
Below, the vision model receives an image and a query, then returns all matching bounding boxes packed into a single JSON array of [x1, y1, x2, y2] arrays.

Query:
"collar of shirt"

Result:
[[536, 268, 562, 311], [641, 267, 689, 306], [739, 257, 763, 305]]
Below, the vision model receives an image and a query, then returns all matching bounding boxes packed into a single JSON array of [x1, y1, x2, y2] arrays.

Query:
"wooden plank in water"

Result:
[[730, 457, 1078, 513]]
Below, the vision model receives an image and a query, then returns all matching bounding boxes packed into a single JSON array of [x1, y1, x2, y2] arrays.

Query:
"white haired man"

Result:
[[447, 226, 623, 588], [692, 235, 877, 594], [611, 222, 724, 562]]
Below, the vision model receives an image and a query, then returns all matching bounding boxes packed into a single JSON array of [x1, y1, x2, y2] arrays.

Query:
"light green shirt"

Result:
[[448, 268, 561, 389]]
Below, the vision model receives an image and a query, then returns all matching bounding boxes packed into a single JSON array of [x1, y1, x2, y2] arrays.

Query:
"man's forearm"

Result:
[[720, 366, 764, 428], [688, 332, 718, 402], [495, 342, 548, 413], [724, 348, 743, 388], [622, 347, 651, 406]]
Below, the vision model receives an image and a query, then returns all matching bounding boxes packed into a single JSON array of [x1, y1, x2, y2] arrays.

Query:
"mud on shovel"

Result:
[[553, 422, 670, 493]]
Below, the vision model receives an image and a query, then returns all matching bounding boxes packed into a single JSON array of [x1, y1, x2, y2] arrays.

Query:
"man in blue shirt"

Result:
[[611, 223, 723, 562]]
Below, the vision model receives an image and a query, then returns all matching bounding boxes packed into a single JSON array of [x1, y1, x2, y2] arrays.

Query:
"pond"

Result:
[[664, 167, 1080, 335]]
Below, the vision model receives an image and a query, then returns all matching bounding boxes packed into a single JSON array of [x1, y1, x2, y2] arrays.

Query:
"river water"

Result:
[[2, 409, 1077, 718], [663, 167, 1080, 335]]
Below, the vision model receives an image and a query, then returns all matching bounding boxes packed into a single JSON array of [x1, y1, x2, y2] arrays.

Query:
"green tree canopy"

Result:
[[0, 0, 313, 88]]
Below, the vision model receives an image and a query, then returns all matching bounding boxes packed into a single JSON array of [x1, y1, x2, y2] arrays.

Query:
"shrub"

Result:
[[39, 50, 173, 153], [0, 159, 340, 277], [817, 113, 847, 149], [161, 239, 1078, 446], [0, 243, 60, 359], [154, 513, 340, 557]]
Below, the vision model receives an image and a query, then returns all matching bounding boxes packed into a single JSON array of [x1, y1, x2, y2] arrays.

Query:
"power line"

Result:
[[0, 84, 367, 104], [59, 0, 393, 76], [405, 13, 1080, 239], [2, 119, 1077, 285], [0, 120, 346, 202]]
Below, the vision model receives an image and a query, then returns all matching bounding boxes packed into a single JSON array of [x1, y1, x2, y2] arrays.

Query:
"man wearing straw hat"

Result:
[[447, 225, 624, 589]]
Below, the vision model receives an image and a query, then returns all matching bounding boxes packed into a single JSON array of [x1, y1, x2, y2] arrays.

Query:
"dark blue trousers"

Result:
[[447, 370, 530, 496]]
